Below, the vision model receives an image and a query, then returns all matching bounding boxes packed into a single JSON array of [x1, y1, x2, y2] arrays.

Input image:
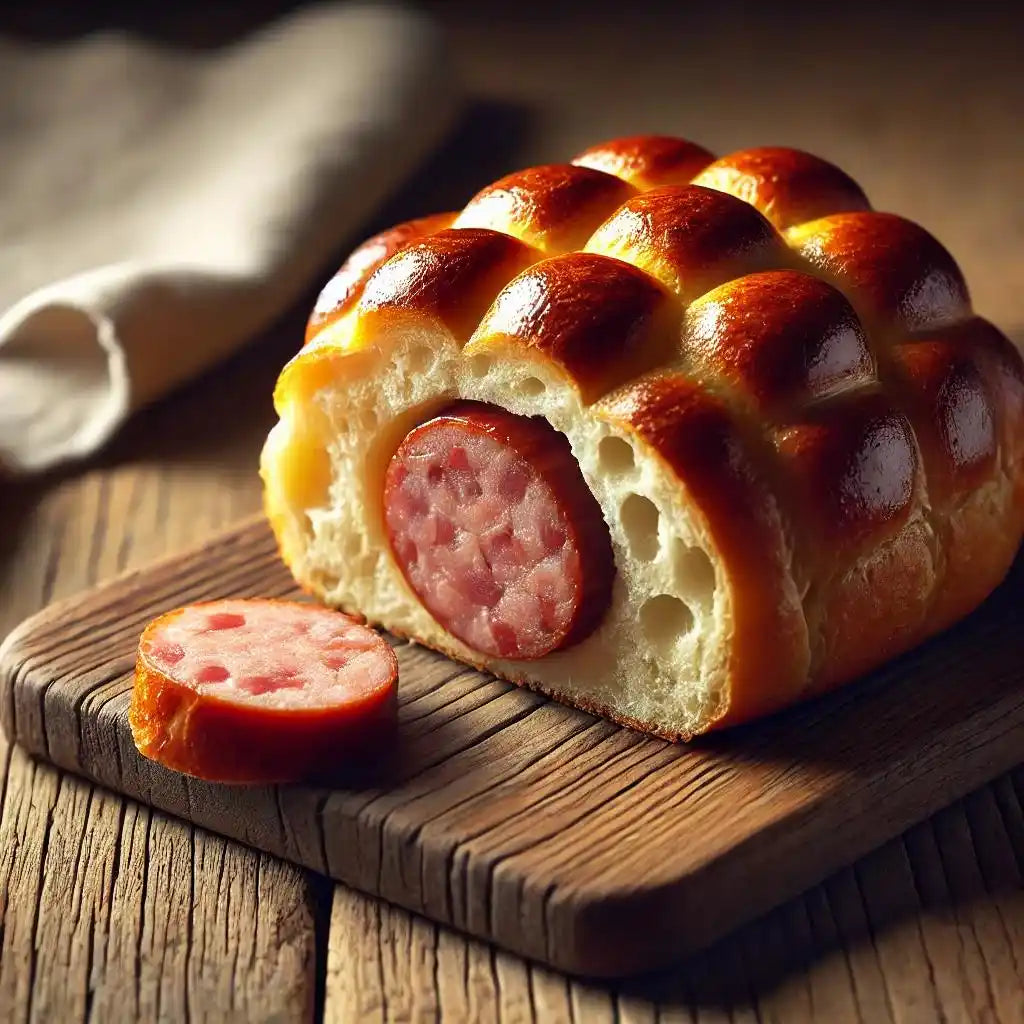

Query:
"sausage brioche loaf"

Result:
[[261, 135, 1024, 740]]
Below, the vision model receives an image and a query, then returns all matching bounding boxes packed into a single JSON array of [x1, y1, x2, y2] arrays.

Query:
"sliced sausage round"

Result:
[[383, 401, 615, 660], [129, 598, 398, 784]]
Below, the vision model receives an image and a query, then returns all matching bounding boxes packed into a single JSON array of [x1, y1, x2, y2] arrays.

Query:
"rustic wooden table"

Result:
[[2, 3, 1023, 1020]]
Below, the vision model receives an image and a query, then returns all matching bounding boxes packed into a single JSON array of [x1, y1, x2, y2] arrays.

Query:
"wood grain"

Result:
[[2, 514, 1021, 978], [324, 780, 1024, 1023], [0, 739, 319, 1023]]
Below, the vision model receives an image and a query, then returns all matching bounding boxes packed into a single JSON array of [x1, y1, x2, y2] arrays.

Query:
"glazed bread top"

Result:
[[287, 135, 1024, 726], [302, 134, 1023, 512]]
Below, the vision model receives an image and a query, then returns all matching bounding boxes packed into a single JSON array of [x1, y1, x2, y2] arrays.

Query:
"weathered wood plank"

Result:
[[0, 733, 319, 1024], [324, 776, 1024, 1022], [2, 514, 1022, 978]]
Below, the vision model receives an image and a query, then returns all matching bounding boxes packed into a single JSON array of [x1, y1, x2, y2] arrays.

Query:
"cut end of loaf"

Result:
[[262, 329, 761, 738]]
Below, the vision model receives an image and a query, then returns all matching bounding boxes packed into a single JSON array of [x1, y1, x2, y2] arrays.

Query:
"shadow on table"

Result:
[[0, 476, 48, 578], [612, 774, 1024, 1011]]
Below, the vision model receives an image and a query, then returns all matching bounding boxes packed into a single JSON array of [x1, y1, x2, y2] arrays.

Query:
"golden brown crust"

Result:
[[923, 488, 1021, 638], [453, 164, 636, 255], [889, 329, 1022, 635], [954, 318, 1024, 488], [467, 252, 680, 404], [684, 270, 875, 417], [890, 339, 998, 500], [693, 147, 871, 230], [803, 517, 935, 694], [787, 212, 970, 335], [772, 393, 930, 686], [598, 373, 809, 726], [305, 212, 456, 344], [357, 228, 541, 343], [573, 134, 715, 189], [774, 392, 920, 556], [585, 184, 791, 300]]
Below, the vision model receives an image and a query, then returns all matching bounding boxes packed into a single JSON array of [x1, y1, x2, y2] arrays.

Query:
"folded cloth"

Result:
[[0, 2, 457, 474]]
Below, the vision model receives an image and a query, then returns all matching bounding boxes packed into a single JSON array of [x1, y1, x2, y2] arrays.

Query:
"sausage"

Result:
[[129, 599, 398, 784], [383, 401, 615, 660]]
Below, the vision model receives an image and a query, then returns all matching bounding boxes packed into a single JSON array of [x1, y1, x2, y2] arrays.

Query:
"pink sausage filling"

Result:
[[383, 404, 613, 659], [144, 600, 392, 709]]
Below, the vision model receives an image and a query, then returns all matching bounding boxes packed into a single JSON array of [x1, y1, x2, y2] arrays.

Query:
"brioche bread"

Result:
[[260, 135, 1024, 739]]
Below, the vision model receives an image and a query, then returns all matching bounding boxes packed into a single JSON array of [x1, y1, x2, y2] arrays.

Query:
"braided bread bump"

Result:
[[961, 317, 1024, 489], [305, 212, 457, 345], [573, 135, 715, 189], [452, 163, 637, 254], [677, 269, 921, 706], [778, 211, 1011, 684], [692, 147, 871, 229], [261, 136, 1024, 739]]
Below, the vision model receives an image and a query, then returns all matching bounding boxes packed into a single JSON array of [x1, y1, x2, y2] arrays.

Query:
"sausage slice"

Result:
[[383, 402, 615, 660], [129, 599, 398, 784]]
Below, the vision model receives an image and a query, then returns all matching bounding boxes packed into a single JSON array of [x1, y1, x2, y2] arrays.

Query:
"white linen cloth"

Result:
[[0, 3, 457, 473]]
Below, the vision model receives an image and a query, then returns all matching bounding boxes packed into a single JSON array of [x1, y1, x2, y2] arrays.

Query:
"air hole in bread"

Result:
[[640, 595, 694, 647], [361, 409, 379, 430], [673, 542, 716, 604], [598, 435, 635, 474], [407, 346, 431, 373], [468, 354, 492, 378], [621, 493, 660, 560], [521, 376, 546, 396]]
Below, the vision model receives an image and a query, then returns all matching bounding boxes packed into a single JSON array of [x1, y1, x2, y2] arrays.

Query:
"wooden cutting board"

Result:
[[1, 515, 1022, 979]]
